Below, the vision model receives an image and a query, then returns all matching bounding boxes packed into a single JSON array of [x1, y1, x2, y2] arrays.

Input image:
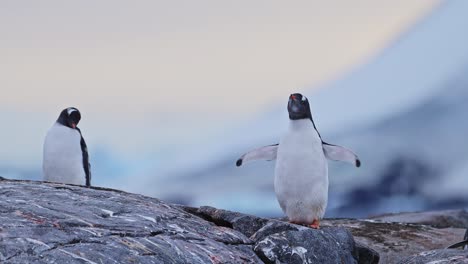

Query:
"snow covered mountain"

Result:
[[326, 69, 468, 217], [145, 0, 468, 217]]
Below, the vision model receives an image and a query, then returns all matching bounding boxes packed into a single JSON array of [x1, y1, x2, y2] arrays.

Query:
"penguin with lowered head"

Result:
[[43, 107, 91, 187]]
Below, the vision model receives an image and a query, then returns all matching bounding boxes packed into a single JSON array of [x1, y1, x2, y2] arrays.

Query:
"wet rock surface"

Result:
[[1, 179, 368, 264]]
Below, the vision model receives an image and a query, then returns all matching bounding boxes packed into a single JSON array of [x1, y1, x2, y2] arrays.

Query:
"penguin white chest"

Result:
[[43, 123, 85, 185], [274, 120, 328, 224]]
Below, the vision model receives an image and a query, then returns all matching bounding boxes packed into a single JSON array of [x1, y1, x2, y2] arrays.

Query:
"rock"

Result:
[[371, 209, 468, 228], [398, 249, 468, 264], [252, 223, 358, 264], [322, 219, 466, 264], [0, 179, 260, 263], [0, 179, 370, 264], [181, 205, 269, 238], [7, 178, 465, 264], [183, 206, 379, 264], [354, 242, 380, 264]]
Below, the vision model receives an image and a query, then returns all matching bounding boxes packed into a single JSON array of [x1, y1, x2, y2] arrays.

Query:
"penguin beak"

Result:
[[70, 122, 76, 129]]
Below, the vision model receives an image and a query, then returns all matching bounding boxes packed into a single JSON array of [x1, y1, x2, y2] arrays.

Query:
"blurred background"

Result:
[[1, 0, 467, 218]]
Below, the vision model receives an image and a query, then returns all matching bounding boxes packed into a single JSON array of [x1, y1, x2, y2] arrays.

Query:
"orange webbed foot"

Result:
[[309, 219, 320, 229]]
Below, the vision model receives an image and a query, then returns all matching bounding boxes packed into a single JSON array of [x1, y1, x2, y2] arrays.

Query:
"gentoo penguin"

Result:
[[236, 93, 360, 229], [43, 107, 91, 187]]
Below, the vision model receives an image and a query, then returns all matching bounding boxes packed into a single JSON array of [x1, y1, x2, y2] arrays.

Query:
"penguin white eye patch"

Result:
[[67, 108, 78, 115], [301, 96, 307, 101]]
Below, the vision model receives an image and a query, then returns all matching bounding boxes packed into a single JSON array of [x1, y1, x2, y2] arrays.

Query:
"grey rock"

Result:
[[0, 179, 260, 263], [322, 219, 466, 264], [398, 249, 468, 264], [181, 205, 378, 264], [6, 178, 468, 264], [371, 209, 468, 228], [250, 219, 302, 242], [1, 179, 373, 264], [181, 206, 269, 238], [253, 224, 357, 264], [354, 242, 380, 264]]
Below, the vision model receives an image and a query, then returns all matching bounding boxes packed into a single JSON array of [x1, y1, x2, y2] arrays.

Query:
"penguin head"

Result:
[[57, 107, 81, 129], [288, 93, 312, 120]]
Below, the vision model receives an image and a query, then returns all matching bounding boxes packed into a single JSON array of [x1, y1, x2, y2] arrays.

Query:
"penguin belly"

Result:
[[43, 124, 86, 185], [274, 130, 328, 224]]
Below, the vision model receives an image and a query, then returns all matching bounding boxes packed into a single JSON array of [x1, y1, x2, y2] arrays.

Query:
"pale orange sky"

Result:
[[0, 0, 439, 118]]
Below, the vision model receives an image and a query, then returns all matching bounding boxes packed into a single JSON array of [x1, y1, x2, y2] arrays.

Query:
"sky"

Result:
[[0, 1, 439, 167], [1, 1, 438, 115]]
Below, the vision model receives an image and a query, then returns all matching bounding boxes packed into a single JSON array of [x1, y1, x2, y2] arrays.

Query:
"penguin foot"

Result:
[[309, 219, 320, 229]]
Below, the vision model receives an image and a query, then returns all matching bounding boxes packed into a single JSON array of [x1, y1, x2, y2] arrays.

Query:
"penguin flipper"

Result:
[[81, 137, 91, 187], [236, 144, 278, 166], [322, 142, 361, 167], [77, 128, 91, 187], [447, 240, 468, 249]]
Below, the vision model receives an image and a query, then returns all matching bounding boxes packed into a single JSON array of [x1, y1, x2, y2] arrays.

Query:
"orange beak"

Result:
[[71, 123, 76, 129], [290, 95, 296, 100]]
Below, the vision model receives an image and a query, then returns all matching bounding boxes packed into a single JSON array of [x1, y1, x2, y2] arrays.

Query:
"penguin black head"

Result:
[[57, 107, 81, 129], [288, 93, 312, 121]]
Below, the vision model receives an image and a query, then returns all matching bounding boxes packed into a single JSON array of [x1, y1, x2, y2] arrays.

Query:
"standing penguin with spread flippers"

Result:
[[43, 107, 91, 187], [236, 93, 360, 229]]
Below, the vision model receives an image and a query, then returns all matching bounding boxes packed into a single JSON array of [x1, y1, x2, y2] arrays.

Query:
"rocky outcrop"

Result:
[[398, 249, 468, 264], [1, 178, 467, 264], [182, 207, 468, 263], [0, 179, 261, 263], [321, 219, 465, 264], [366, 210, 468, 263], [371, 210, 468, 228], [184, 206, 378, 264], [0, 179, 373, 264]]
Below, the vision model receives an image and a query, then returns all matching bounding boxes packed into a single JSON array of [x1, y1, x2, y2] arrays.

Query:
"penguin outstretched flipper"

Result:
[[447, 240, 468, 250], [453, 229, 468, 250], [322, 142, 361, 167], [465, 229, 467, 250], [236, 144, 278, 166]]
